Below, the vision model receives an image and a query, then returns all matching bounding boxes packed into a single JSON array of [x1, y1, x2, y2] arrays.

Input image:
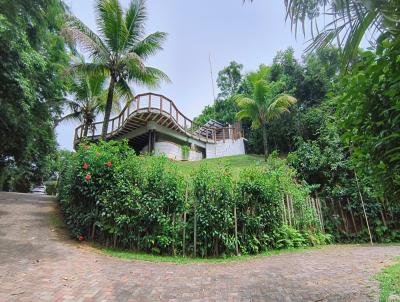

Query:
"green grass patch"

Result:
[[175, 154, 266, 179], [100, 245, 324, 264], [49, 210, 65, 229], [376, 257, 400, 301]]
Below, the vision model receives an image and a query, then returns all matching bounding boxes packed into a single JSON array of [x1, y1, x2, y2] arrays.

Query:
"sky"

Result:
[[57, 0, 308, 150]]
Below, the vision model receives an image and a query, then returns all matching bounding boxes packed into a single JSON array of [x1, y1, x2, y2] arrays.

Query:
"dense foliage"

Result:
[[195, 43, 400, 243], [58, 140, 328, 257], [0, 0, 69, 191], [337, 38, 400, 207]]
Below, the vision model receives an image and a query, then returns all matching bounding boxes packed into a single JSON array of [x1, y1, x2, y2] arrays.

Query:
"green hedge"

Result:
[[45, 181, 57, 195], [58, 140, 329, 257]]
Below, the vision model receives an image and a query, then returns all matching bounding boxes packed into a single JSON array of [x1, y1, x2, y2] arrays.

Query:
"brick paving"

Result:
[[0, 192, 399, 302]]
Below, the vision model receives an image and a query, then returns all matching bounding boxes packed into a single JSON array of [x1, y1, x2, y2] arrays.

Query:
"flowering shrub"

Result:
[[58, 140, 327, 257]]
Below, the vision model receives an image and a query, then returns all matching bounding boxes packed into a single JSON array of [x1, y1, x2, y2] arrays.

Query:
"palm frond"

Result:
[[127, 65, 171, 88], [233, 95, 260, 127], [96, 0, 124, 51], [266, 94, 297, 121], [119, 51, 145, 71], [55, 111, 82, 126], [68, 62, 108, 77], [131, 31, 167, 59], [283, 0, 400, 66], [341, 10, 378, 70], [253, 80, 270, 106], [124, 0, 147, 47], [62, 15, 109, 60], [115, 77, 134, 102]]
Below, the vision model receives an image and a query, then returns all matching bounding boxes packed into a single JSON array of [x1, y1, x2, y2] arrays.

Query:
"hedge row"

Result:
[[58, 140, 329, 257]]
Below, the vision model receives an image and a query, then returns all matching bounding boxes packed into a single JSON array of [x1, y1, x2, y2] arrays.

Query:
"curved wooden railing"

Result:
[[74, 93, 243, 145]]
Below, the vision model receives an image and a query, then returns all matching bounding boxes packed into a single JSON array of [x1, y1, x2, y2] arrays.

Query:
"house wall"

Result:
[[141, 141, 203, 161], [205, 138, 245, 159]]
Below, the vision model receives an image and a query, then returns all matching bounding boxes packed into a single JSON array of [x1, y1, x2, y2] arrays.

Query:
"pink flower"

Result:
[[105, 161, 112, 167], [83, 163, 89, 169], [85, 174, 91, 181]]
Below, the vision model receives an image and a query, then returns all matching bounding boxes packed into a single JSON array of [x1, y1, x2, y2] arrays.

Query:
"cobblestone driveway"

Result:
[[0, 192, 399, 302]]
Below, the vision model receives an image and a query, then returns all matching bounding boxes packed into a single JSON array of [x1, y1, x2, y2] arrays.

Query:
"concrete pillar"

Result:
[[148, 130, 156, 155]]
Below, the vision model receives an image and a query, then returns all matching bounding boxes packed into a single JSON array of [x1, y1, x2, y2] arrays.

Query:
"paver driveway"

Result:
[[0, 192, 399, 302]]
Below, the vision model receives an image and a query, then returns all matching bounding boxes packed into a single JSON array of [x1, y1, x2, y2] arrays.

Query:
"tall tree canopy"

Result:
[[216, 61, 243, 99], [0, 0, 69, 190], [63, 0, 170, 139]]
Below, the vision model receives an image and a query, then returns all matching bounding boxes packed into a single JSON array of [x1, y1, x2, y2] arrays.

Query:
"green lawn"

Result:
[[175, 154, 266, 179], [376, 257, 400, 301], [102, 245, 323, 264]]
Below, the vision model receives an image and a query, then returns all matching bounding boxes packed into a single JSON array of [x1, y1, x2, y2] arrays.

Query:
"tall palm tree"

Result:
[[56, 69, 120, 137], [233, 66, 297, 156], [62, 0, 169, 139]]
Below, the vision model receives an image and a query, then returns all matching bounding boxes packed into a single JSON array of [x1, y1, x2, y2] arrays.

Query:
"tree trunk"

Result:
[[262, 123, 268, 157], [101, 77, 116, 139], [83, 123, 89, 137]]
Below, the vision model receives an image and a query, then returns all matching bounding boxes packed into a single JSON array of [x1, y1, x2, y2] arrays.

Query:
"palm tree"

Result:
[[283, 0, 400, 68], [56, 69, 120, 137], [62, 0, 169, 139], [233, 66, 297, 157]]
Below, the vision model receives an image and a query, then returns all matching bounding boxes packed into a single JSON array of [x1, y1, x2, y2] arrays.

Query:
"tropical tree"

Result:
[[62, 0, 169, 139], [233, 66, 297, 156], [0, 0, 69, 191], [56, 67, 120, 137], [216, 61, 243, 99]]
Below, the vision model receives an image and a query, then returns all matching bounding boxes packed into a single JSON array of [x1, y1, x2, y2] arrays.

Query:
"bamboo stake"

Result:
[[183, 212, 187, 256], [193, 198, 197, 257], [292, 196, 296, 227], [183, 185, 188, 256], [310, 197, 316, 229], [316, 197, 325, 232], [289, 195, 295, 227], [281, 195, 287, 224], [354, 171, 373, 245], [286, 194, 292, 226], [172, 214, 176, 256], [234, 206, 239, 256]]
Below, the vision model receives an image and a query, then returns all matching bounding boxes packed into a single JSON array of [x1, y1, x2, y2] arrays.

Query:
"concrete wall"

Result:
[[141, 141, 203, 161], [205, 138, 245, 159]]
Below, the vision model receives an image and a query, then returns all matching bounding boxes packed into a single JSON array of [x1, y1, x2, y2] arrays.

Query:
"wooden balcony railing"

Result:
[[74, 93, 243, 145]]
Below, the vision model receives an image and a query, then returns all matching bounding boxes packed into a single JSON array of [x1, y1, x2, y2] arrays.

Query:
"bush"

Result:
[[236, 166, 282, 254], [45, 181, 57, 195], [192, 164, 235, 257], [58, 140, 327, 257]]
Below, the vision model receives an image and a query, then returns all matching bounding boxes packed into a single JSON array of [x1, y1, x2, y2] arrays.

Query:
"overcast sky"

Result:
[[57, 0, 308, 150]]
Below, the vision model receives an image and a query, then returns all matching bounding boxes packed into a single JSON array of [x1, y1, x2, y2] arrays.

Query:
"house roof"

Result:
[[203, 119, 225, 129]]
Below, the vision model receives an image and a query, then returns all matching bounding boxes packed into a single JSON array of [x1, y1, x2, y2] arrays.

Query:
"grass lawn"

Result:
[[175, 154, 266, 179], [100, 245, 324, 264], [376, 257, 400, 301]]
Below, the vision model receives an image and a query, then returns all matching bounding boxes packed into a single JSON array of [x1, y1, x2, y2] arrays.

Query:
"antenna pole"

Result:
[[208, 53, 216, 119]]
